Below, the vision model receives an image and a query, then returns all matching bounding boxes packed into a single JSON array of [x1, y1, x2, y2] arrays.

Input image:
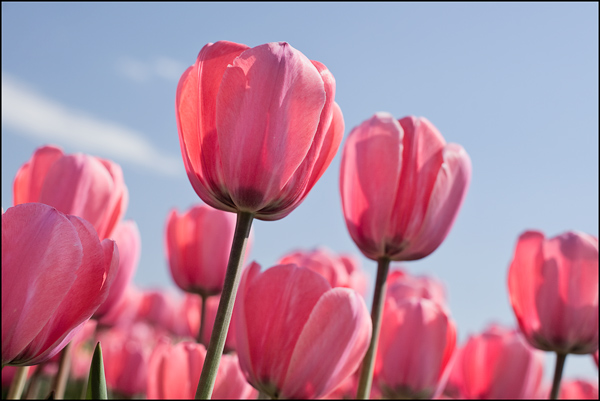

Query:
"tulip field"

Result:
[[2, 3, 598, 400]]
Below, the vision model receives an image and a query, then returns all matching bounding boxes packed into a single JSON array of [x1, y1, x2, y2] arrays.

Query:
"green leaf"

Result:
[[86, 342, 107, 399]]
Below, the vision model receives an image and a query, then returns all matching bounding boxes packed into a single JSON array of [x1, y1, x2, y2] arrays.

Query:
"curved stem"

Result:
[[356, 257, 390, 399], [549, 352, 567, 399], [52, 341, 73, 399], [7, 365, 30, 400], [195, 211, 254, 399], [197, 293, 207, 345]]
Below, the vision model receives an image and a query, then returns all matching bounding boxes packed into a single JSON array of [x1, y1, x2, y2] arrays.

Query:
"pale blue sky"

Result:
[[2, 2, 598, 383]]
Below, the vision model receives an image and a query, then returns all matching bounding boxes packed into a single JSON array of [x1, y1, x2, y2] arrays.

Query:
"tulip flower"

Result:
[[2, 203, 119, 367], [559, 379, 599, 400], [278, 247, 368, 295], [166, 205, 243, 297], [98, 322, 157, 397], [508, 230, 598, 399], [444, 324, 544, 399], [13, 145, 128, 240], [97, 285, 143, 328], [184, 294, 238, 351], [93, 220, 141, 320], [136, 289, 189, 337], [235, 262, 372, 399], [375, 297, 456, 399], [147, 339, 256, 399], [386, 267, 447, 307], [339, 112, 471, 398], [176, 40, 344, 398]]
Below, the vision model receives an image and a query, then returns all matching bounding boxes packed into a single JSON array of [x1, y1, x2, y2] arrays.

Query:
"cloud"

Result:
[[115, 56, 188, 83], [1, 72, 183, 176]]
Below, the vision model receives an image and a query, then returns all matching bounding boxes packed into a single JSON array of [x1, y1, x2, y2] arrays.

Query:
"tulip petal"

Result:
[[508, 231, 546, 344], [340, 112, 403, 260], [282, 288, 371, 399], [13, 145, 64, 205], [1, 204, 81, 365], [23, 216, 119, 365], [236, 264, 331, 392], [38, 154, 114, 237], [401, 143, 472, 260], [217, 42, 326, 211], [176, 41, 249, 211], [388, 117, 446, 254]]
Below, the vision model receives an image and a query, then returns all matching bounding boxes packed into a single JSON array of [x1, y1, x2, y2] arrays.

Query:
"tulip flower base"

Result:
[[195, 211, 254, 399]]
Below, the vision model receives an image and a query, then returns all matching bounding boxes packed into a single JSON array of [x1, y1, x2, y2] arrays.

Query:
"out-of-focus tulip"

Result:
[[235, 262, 372, 399], [184, 294, 237, 351], [99, 322, 157, 397], [97, 285, 143, 328], [508, 230, 599, 355], [340, 113, 471, 261], [386, 267, 447, 307], [94, 221, 141, 320], [278, 247, 368, 295], [166, 204, 249, 296], [375, 297, 456, 399], [147, 339, 255, 399], [1, 366, 35, 389], [444, 324, 544, 399], [559, 379, 599, 399], [137, 289, 189, 337], [2, 203, 119, 366], [13, 145, 128, 240], [176, 41, 344, 221]]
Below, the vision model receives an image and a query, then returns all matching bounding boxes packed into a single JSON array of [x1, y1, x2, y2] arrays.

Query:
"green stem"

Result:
[[549, 352, 567, 399], [24, 364, 43, 399], [7, 365, 30, 400], [195, 211, 254, 399], [356, 257, 390, 399], [198, 293, 207, 345], [52, 341, 73, 399]]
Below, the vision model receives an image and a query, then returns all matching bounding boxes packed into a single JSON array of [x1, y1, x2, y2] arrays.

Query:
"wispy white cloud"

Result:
[[1, 72, 183, 176], [115, 56, 188, 83]]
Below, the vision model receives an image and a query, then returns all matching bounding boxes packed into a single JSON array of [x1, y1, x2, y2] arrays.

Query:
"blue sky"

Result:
[[2, 2, 598, 383]]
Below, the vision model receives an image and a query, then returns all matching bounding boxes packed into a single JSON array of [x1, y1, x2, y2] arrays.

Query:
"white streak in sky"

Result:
[[1, 73, 182, 176], [115, 56, 188, 82]]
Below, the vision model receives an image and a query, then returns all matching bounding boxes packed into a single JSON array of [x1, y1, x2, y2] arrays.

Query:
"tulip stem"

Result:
[[7, 365, 30, 399], [549, 352, 567, 399], [356, 257, 390, 399], [198, 293, 207, 345], [195, 211, 254, 399], [24, 364, 43, 399], [52, 341, 73, 399]]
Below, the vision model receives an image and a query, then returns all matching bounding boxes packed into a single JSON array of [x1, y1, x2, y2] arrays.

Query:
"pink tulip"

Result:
[[166, 204, 250, 296], [386, 267, 447, 307], [444, 324, 544, 399], [13, 145, 128, 240], [2, 203, 119, 366], [375, 297, 456, 399], [176, 41, 344, 221], [99, 322, 157, 397], [137, 289, 189, 337], [97, 285, 143, 328], [340, 113, 471, 261], [94, 220, 141, 320], [508, 230, 599, 354], [278, 247, 368, 295], [235, 262, 372, 399], [147, 339, 255, 399], [559, 379, 599, 399], [184, 294, 237, 351]]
